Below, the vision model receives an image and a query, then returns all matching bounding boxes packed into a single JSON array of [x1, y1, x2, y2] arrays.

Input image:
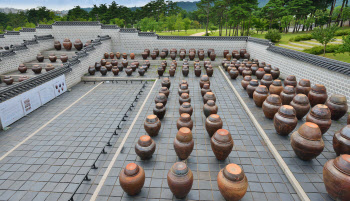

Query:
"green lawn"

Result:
[[323, 53, 350, 63], [157, 29, 206, 36]]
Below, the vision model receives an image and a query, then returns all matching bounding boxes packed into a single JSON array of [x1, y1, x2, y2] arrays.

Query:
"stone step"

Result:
[[24, 59, 66, 68], [289, 42, 313, 48], [279, 44, 304, 51], [302, 40, 342, 45]]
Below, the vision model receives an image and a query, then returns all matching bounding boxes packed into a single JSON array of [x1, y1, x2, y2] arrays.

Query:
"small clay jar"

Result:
[[49, 54, 57, 62], [45, 64, 55, 72], [207, 48, 214, 57], [200, 75, 210, 89], [204, 100, 218, 118], [162, 48, 169, 56], [125, 66, 133, 76], [36, 54, 44, 62], [306, 104, 332, 134], [246, 80, 259, 98], [333, 125, 350, 155], [194, 66, 201, 77], [206, 66, 214, 77], [176, 113, 193, 130], [169, 67, 176, 77], [141, 52, 148, 59], [130, 63, 137, 71], [160, 52, 166, 59], [270, 67, 280, 79], [323, 155, 350, 201], [32, 65, 42, 74], [264, 66, 271, 74], [291, 122, 324, 160], [74, 39, 83, 50], [155, 93, 167, 106], [201, 84, 212, 97], [203, 92, 216, 104], [134, 60, 140, 68], [60, 54, 68, 63], [144, 49, 150, 57], [130, 53, 135, 60], [112, 67, 119, 75], [170, 52, 176, 60], [135, 135, 156, 160], [242, 67, 252, 77], [167, 162, 193, 199], [238, 65, 245, 75], [273, 105, 298, 136], [110, 52, 115, 59], [174, 127, 194, 160], [255, 68, 265, 80], [3, 76, 14, 85], [262, 94, 282, 119], [18, 76, 28, 82], [211, 129, 234, 160], [280, 85, 296, 105], [144, 115, 161, 137], [260, 74, 273, 89], [253, 85, 269, 107], [189, 52, 195, 60], [269, 80, 284, 95], [240, 49, 246, 58], [138, 67, 145, 76], [119, 163, 145, 196], [157, 66, 164, 76], [241, 76, 252, 90], [18, 64, 27, 73], [205, 114, 223, 138], [95, 62, 101, 71], [284, 75, 297, 88], [229, 68, 239, 79], [325, 94, 348, 120], [153, 103, 166, 120], [100, 66, 107, 75], [144, 60, 150, 68], [182, 66, 189, 77], [308, 84, 328, 107], [178, 84, 189, 96], [106, 63, 113, 71], [101, 59, 107, 66], [217, 163, 248, 201], [54, 41, 61, 50], [179, 93, 191, 105], [223, 50, 229, 58], [122, 60, 128, 68], [116, 52, 121, 59], [159, 87, 170, 97], [210, 52, 216, 61], [244, 52, 250, 60], [151, 52, 157, 60], [290, 94, 310, 120], [122, 53, 127, 59], [251, 64, 259, 75], [179, 80, 188, 88], [296, 79, 311, 95], [63, 38, 72, 50], [179, 102, 193, 116]]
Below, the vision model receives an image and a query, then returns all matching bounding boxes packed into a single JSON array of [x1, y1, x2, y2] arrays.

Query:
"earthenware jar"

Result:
[[18, 76, 28, 82], [179, 93, 191, 105], [112, 67, 119, 75], [239, 49, 246, 58], [198, 52, 204, 60], [150, 52, 156, 60], [295, 79, 311, 95], [167, 66, 175, 77], [187, 52, 194, 60], [251, 64, 259, 75], [179, 80, 188, 88], [174, 127, 194, 160], [308, 84, 328, 107], [200, 75, 210, 88], [217, 163, 248, 201], [205, 114, 223, 138], [36, 54, 44, 62], [49, 54, 57, 62], [182, 66, 189, 77], [209, 52, 216, 61], [159, 87, 169, 98], [54, 41, 61, 50], [103, 52, 109, 59], [177, 84, 189, 95], [253, 85, 269, 107], [135, 135, 156, 160], [141, 52, 148, 59], [323, 154, 350, 200], [291, 122, 324, 160], [158, 51, 165, 59], [100, 59, 107, 66], [155, 66, 163, 76], [18, 64, 27, 73], [177, 113, 193, 130], [228, 68, 238, 79], [162, 48, 169, 56], [325, 94, 348, 120], [211, 129, 234, 160], [167, 162, 193, 199], [160, 78, 170, 89], [200, 84, 211, 97], [203, 92, 216, 104], [206, 66, 214, 77], [59, 54, 67, 63], [106, 63, 113, 71], [202, 99, 218, 117], [74, 39, 83, 50], [264, 66, 271, 74], [193, 66, 201, 77], [138, 67, 145, 76], [119, 163, 145, 195], [270, 67, 280, 79], [290, 94, 310, 120], [95, 62, 101, 71], [144, 49, 150, 57], [273, 105, 298, 136], [63, 38, 72, 50], [99, 66, 107, 75], [32, 65, 42, 74], [260, 74, 273, 89], [3, 76, 13, 85], [238, 65, 245, 75], [241, 76, 252, 90], [280, 86, 296, 105], [223, 50, 229, 58], [151, 103, 165, 120], [246, 80, 259, 98], [130, 53, 135, 59], [109, 52, 114, 59], [306, 104, 332, 134], [255, 68, 265, 80], [122, 53, 127, 59], [180, 102, 193, 116], [144, 115, 161, 137], [45, 64, 55, 72], [284, 75, 297, 87], [144, 60, 150, 68], [169, 52, 175, 60], [155, 93, 167, 106], [262, 95, 282, 119], [242, 68, 252, 77], [125, 66, 132, 76], [269, 80, 283, 95], [334, 125, 350, 156]]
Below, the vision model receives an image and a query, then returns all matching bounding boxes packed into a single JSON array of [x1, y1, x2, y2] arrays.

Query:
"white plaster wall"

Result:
[[0, 32, 37, 47], [51, 26, 102, 44]]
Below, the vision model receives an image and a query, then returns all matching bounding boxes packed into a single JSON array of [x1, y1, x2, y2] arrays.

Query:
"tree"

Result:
[[166, 15, 176, 33], [66, 6, 89, 21], [312, 25, 339, 56], [6, 25, 13, 31], [197, 0, 214, 36], [110, 18, 125, 28], [183, 18, 191, 33], [335, 34, 350, 55], [192, 20, 201, 30], [175, 15, 184, 33], [262, 0, 285, 29]]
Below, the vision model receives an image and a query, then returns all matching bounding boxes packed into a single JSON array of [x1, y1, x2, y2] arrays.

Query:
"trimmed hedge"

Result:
[[303, 44, 342, 55], [335, 29, 350, 36], [289, 34, 313, 42]]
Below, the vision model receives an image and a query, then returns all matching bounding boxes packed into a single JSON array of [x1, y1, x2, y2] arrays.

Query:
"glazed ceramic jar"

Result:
[[242, 67, 252, 77], [296, 79, 311, 95], [323, 154, 350, 200], [170, 52, 176, 60], [253, 85, 269, 107], [273, 105, 298, 136], [211, 129, 234, 160], [205, 114, 223, 138], [182, 66, 189, 77], [18, 76, 28, 82], [206, 66, 214, 77], [280, 85, 296, 105], [49, 54, 57, 62], [169, 67, 175, 77], [203, 92, 216, 104], [100, 66, 108, 75], [240, 49, 246, 58], [3, 76, 13, 85], [144, 49, 150, 57], [290, 94, 310, 120], [260, 74, 273, 89], [194, 66, 201, 77], [241, 76, 252, 90], [246, 80, 259, 98], [142, 52, 148, 59], [325, 94, 348, 120], [119, 163, 145, 195], [177, 113, 193, 130], [204, 100, 218, 118], [151, 52, 157, 60], [112, 67, 119, 75], [306, 104, 332, 134], [134, 60, 140, 68], [179, 80, 188, 88], [200, 75, 210, 88], [144, 115, 161, 137], [116, 52, 121, 59], [229, 68, 239, 79], [60, 54, 68, 63], [217, 163, 248, 201], [179, 93, 191, 106], [144, 60, 150, 68], [270, 67, 280, 79], [122, 59, 128, 68], [263, 65, 271, 74], [179, 102, 193, 116], [135, 135, 156, 160], [308, 84, 328, 107], [157, 66, 164, 76], [54, 41, 61, 50], [291, 122, 324, 160], [223, 50, 229, 58], [238, 65, 245, 75], [167, 162, 193, 199], [130, 53, 135, 59], [104, 52, 109, 59], [63, 38, 72, 50], [155, 93, 167, 106], [333, 125, 350, 155], [122, 53, 127, 59], [207, 48, 214, 57], [174, 127, 194, 160], [110, 52, 115, 59], [32, 65, 42, 74], [101, 59, 107, 66], [37, 54, 44, 62], [74, 39, 83, 50], [251, 64, 259, 75], [45, 64, 55, 72], [161, 78, 171, 89], [130, 63, 137, 71], [201, 84, 212, 97], [255, 68, 265, 80], [106, 63, 113, 71], [159, 87, 170, 97], [18, 64, 27, 73], [262, 94, 282, 119], [189, 52, 195, 60], [118, 64, 123, 71], [284, 75, 297, 87], [160, 51, 166, 59], [153, 103, 166, 119], [95, 62, 101, 71], [125, 66, 133, 76], [269, 80, 284, 95], [210, 52, 216, 61], [162, 48, 169, 56]]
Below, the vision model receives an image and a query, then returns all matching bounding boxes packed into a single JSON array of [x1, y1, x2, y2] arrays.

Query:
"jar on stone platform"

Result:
[[273, 105, 298, 136], [201, 84, 211, 97], [95, 62, 101, 71], [177, 113, 193, 130], [182, 66, 189, 77], [119, 163, 145, 195], [270, 67, 280, 79], [135, 135, 156, 160], [333, 125, 350, 156], [49, 54, 57, 62], [3, 76, 13, 85], [116, 52, 121, 59], [284, 75, 297, 87], [18, 76, 28, 82], [241, 76, 252, 90], [200, 75, 210, 88], [155, 93, 167, 106], [290, 94, 310, 120], [63, 38, 72, 50], [169, 67, 175, 77], [159, 87, 169, 98], [112, 67, 119, 76], [54, 41, 61, 50], [157, 66, 164, 76], [204, 100, 218, 118], [167, 162, 193, 199], [269, 80, 283, 95], [37, 54, 44, 62], [138, 67, 145, 76], [18, 64, 27, 73], [174, 127, 194, 160], [308, 84, 328, 107], [296, 79, 311, 96], [179, 93, 191, 105], [125, 66, 133, 76], [211, 129, 234, 160], [144, 115, 161, 137], [45, 64, 55, 72], [261, 74, 273, 89], [262, 94, 282, 119], [229, 68, 239, 79], [280, 85, 296, 105], [32, 65, 42, 74], [153, 103, 166, 119], [325, 94, 348, 120], [253, 85, 269, 107], [60, 54, 68, 63], [106, 62, 113, 71], [306, 104, 332, 134], [74, 39, 83, 50], [179, 102, 193, 116], [255, 68, 265, 80], [205, 114, 223, 138], [203, 92, 216, 104], [130, 53, 135, 59], [122, 53, 127, 59], [206, 66, 213, 77], [246, 80, 259, 98]]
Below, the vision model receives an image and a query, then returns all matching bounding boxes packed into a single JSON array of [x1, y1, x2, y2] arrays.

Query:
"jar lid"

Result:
[[206, 100, 216, 106], [286, 75, 296, 81], [181, 102, 191, 108], [138, 135, 153, 147], [283, 85, 295, 94], [278, 105, 296, 117], [180, 113, 191, 122], [171, 162, 189, 176], [124, 163, 140, 176], [311, 84, 327, 94], [293, 94, 309, 105], [204, 92, 215, 98], [223, 164, 245, 182], [298, 79, 310, 87], [272, 79, 282, 86], [160, 87, 168, 92], [249, 80, 259, 86], [340, 125, 350, 140], [310, 104, 331, 119], [213, 129, 233, 143], [162, 78, 170, 83], [266, 94, 282, 105], [329, 94, 347, 105], [262, 74, 273, 81], [255, 85, 268, 94], [243, 76, 252, 81], [157, 93, 167, 100], [146, 115, 159, 123], [180, 93, 190, 99], [298, 122, 322, 141], [155, 103, 164, 109], [333, 155, 350, 175], [201, 75, 209, 81], [208, 114, 222, 123], [176, 127, 193, 142], [180, 84, 188, 90]]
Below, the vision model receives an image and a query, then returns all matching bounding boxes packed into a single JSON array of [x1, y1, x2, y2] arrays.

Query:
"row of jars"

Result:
[[36, 53, 68, 63], [2, 75, 29, 85], [88, 59, 151, 76], [54, 38, 84, 51], [17, 63, 56, 75], [103, 52, 136, 60]]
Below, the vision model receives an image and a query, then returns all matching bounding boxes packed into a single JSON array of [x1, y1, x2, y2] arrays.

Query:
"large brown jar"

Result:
[[74, 39, 83, 50], [206, 66, 214, 77], [200, 75, 210, 88], [262, 94, 282, 119], [210, 52, 216, 61], [290, 94, 310, 120], [100, 66, 108, 75], [54, 41, 61, 50], [323, 155, 350, 200], [63, 38, 72, 50], [144, 115, 161, 137], [176, 113, 193, 130], [241, 76, 252, 90], [201, 84, 211, 97], [174, 127, 194, 160], [103, 52, 109, 59], [161, 78, 171, 89], [130, 63, 137, 71], [253, 85, 269, 107], [37, 54, 44, 62], [296, 79, 311, 95], [284, 75, 297, 87], [49, 54, 57, 62], [144, 49, 150, 56], [135, 135, 156, 160], [223, 50, 229, 58], [119, 163, 145, 195], [182, 66, 189, 77], [270, 67, 280, 79], [273, 105, 298, 136], [110, 52, 115, 59], [112, 67, 119, 75], [3, 76, 14, 85], [179, 80, 188, 88], [203, 92, 216, 104], [291, 122, 324, 160], [179, 93, 191, 105], [159, 87, 169, 98], [306, 104, 332, 134], [45, 64, 55, 72], [106, 62, 113, 71], [138, 67, 145, 76], [269, 80, 284, 95], [153, 103, 166, 119], [167, 162, 193, 199], [101, 59, 107, 66], [246, 80, 259, 98], [60, 54, 68, 63], [205, 114, 223, 138], [18, 64, 27, 73], [260, 74, 273, 89], [194, 66, 201, 77], [229, 68, 239, 79], [141, 52, 148, 59], [255, 68, 265, 80], [204, 100, 218, 118], [169, 67, 176, 77], [125, 66, 132, 76], [162, 48, 169, 56], [211, 129, 234, 160], [217, 163, 248, 201], [251, 64, 259, 75], [155, 93, 167, 106], [32, 65, 42, 74], [122, 59, 128, 68], [157, 66, 164, 76], [280, 85, 296, 105], [95, 62, 101, 71], [333, 125, 350, 156], [116, 52, 121, 59], [308, 84, 328, 107], [325, 94, 348, 120], [179, 102, 193, 116]]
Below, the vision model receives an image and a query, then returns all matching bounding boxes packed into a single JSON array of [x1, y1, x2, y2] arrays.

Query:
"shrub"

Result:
[[335, 29, 350, 36], [289, 34, 313, 42], [265, 29, 281, 42], [303, 44, 342, 55]]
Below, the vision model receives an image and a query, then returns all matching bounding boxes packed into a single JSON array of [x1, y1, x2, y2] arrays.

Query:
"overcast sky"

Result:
[[0, 0, 197, 10]]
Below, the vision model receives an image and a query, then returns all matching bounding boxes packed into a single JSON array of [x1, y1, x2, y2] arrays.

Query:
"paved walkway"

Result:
[[190, 31, 210, 36]]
